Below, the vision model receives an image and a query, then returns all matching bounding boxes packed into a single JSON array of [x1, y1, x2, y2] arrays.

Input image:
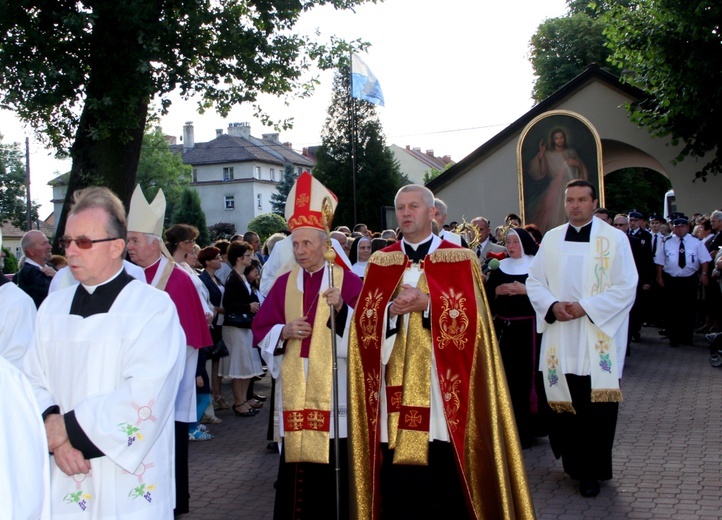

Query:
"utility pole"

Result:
[[25, 137, 32, 230]]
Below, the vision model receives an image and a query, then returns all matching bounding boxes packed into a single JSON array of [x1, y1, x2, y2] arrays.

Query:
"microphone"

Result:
[[483, 257, 500, 275]]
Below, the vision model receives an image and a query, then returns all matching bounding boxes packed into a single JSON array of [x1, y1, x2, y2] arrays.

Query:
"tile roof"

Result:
[[181, 134, 313, 167]]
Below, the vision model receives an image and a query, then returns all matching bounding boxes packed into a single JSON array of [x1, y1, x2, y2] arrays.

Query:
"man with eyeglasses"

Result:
[[655, 215, 712, 347], [23, 186, 185, 518]]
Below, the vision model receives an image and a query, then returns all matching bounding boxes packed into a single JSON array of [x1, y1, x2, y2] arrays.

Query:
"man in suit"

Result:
[[471, 216, 506, 260], [433, 198, 467, 247], [15, 230, 56, 308], [627, 210, 654, 342]]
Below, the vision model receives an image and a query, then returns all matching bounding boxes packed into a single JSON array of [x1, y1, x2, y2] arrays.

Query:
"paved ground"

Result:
[[182, 327, 722, 519]]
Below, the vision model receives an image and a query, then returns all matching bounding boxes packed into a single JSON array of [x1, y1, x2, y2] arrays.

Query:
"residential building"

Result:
[[388, 144, 454, 185], [180, 122, 314, 234]]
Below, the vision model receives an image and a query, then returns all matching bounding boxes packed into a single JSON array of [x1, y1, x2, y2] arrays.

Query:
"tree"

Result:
[[209, 222, 236, 243], [529, 7, 621, 102], [603, 168, 672, 218], [136, 126, 192, 227], [604, 0, 722, 180], [247, 213, 287, 243], [0, 135, 39, 230], [0, 1, 372, 247], [2, 246, 19, 274], [170, 188, 210, 247], [423, 163, 452, 184], [313, 63, 406, 231], [271, 163, 299, 217]]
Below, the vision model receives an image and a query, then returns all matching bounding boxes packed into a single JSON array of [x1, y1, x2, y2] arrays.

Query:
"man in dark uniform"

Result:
[[627, 210, 654, 342], [655, 215, 712, 346], [646, 214, 666, 327]]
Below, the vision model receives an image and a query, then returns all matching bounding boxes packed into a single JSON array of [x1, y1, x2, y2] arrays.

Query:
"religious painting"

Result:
[[517, 110, 603, 234]]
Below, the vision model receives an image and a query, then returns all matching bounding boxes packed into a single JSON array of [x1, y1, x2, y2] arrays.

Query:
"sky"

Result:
[[0, 0, 570, 218]]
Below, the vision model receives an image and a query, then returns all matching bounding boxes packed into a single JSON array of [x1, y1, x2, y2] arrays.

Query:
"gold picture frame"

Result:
[[517, 110, 604, 233]]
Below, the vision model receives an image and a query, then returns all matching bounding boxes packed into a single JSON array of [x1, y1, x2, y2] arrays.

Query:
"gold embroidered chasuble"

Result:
[[349, 242, 535, 519], [282, 264, 344, 463]]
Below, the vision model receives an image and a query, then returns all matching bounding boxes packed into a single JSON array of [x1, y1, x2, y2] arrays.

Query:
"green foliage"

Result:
[[170, 188, 211, 246], [271, 163, 299, 216], [0, 135, 40, 230], [2, 246, 19, 274], [313, 64, 407, 231], [529, 11, 620, 101], [0, 1, 373, 242], [423, 163, 452, 184], [247, 213, 288, 243], [604, 0, 722, 179], [209, 222, 237, 243], [603, 168, 672, 217], [136, 127, 192, 227]]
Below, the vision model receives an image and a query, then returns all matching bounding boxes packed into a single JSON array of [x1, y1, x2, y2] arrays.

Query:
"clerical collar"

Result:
[[81, 267, 126, 294], [70, 269, 134, 318], [304, 263, 326, 277], [144, 257, 162, 271], [404, 233, 434, 250], [569, 219, 594, 233], [565, 220, 593, 242]]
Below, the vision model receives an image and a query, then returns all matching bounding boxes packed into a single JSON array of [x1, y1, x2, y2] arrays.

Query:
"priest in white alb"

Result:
[[526, 179, 637, 498], [23, 187, 185, 518]]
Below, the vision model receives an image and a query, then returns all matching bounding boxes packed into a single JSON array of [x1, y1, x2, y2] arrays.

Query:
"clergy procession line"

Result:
[[2, 173, 720, 519]]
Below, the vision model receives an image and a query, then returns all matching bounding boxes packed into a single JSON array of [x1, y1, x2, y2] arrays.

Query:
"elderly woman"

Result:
[[221, 241, 265, 417], [485, 227, 546, 448]]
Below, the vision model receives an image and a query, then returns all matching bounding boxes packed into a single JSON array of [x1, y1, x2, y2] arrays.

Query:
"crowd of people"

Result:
[[2, 172, 720, 519]]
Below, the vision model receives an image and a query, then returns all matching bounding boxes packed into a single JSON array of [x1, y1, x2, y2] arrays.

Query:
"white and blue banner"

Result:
[[351, 54, 385, 107]]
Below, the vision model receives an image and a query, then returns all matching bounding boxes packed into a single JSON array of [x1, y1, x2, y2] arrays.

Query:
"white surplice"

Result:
[[526, 219, 637, 378], [0, 281, 36, 369], [0, 356, 50, 520], [23, 280, 186, 519]]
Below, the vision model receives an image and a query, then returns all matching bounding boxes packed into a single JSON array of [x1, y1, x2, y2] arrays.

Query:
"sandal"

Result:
[[213, 396, 230, 410], [201, 414, 223, 425], [232, 403, 259, 417], [246, 399, 264, 410]]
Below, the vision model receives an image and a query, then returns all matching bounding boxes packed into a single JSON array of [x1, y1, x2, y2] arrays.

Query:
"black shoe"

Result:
[[266, 441, 278, 451], [580, 480, 600, 497], [659, 329, 669, 337], [631, 333, 641, 343]]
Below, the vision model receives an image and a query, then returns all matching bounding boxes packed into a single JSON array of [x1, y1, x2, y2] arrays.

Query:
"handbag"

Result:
[[224, 312, 254, 329], [210, 338, 230, 358]]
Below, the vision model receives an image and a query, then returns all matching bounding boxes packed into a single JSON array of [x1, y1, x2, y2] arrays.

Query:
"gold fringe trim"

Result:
[[428, 248, 477, 264], [548, 401, 577, 414], [369, 250, 406, 266], [591, 388, 623, 403]]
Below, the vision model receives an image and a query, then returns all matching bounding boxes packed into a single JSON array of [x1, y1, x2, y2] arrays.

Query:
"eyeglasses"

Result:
[[59, 237, 121, 249]]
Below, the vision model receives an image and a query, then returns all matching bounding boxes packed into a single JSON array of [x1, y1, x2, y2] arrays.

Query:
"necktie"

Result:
[[652, 234, 658, 256], [678, 240, 686, 268]]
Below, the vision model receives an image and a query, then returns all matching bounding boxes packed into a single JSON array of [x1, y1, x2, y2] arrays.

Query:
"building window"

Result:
[[223, 167, 234, 181], [257, 193, 262, 210], [270, 168, 275, 181], [255, 166, 261, 179], [225, 195, 235, 210], [192, 168, 198, 183], [297, 166, 302, 176]]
